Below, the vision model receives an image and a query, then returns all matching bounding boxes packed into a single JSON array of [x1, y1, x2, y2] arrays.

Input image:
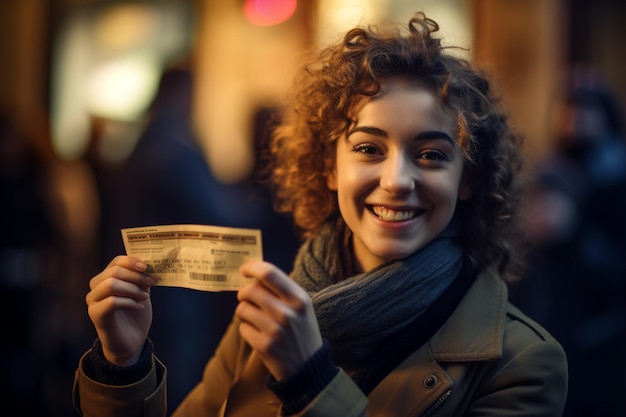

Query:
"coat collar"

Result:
[[428, 269, 507, 362]]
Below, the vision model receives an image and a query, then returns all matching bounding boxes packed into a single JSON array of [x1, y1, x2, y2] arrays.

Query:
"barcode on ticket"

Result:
[[189, 272, 227, 282]]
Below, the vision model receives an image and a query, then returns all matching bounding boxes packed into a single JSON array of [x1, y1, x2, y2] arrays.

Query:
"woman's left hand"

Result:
[[236, 260, 323, 380]]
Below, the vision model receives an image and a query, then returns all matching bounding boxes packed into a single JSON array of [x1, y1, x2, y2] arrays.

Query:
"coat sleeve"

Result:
[[293, 370, 369, 417], [73, 318, 243, 417], [73, 352, 167, 417]]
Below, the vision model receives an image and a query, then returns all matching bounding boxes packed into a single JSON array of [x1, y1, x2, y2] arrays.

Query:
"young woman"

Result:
[[73, 13, 568, 417]]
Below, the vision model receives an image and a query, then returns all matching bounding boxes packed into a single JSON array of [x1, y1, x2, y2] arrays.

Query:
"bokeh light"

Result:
[[243, 0, 297, 27]]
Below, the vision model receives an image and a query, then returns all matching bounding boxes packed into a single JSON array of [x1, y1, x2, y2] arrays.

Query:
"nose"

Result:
[[380, 153, 416, 195]]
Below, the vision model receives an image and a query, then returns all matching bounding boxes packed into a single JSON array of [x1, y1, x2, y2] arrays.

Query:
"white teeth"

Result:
[[372, 206, 416, 221]]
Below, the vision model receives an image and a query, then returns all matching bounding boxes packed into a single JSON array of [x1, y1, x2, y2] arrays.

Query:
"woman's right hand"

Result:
[[86, 255, 157, 365]]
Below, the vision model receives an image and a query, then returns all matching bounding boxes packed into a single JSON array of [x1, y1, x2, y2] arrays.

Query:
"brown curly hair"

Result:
[[268, 12, 527, 280]]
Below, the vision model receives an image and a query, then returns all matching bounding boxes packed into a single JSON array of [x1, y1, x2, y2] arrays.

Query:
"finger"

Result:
[[107, 255, 148, 272], [239, 260, 305, 300], [90, 261, 155, 291], [87, 294, 147, 331], [237, 280, 275, 306], [236, 282, 289, 324], [237, 320, 278, 364], [235, 298, 280, 332], [88, 292, 147, 320], [87, 277, 150, 306]]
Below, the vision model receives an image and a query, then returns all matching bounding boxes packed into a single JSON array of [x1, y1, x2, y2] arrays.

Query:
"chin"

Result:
[[373, 246, 419, 261]]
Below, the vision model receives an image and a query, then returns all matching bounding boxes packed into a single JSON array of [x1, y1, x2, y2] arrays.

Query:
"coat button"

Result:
[[424, 375, 438, 388]]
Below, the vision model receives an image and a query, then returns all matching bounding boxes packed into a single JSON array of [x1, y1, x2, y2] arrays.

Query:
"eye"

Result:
[[418, 150, 449, 162], [353, 143, 382, 155]]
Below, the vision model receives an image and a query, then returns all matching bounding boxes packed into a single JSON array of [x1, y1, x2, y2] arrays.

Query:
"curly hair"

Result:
[[268, 12, 527, 280]]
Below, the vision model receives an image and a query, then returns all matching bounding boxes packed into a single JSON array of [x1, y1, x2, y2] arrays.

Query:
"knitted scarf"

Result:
[[291, 219, 464, 368]]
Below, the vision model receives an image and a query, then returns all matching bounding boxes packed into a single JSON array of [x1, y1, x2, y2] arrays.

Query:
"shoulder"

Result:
[[501, 301, 567, 366], [505, 302, 561, 345], [430, 269, 566, 364], [469, 274, 568, 414]]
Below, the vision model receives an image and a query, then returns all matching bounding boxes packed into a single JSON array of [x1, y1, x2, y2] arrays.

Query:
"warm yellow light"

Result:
[[93, 4, 159, 50], [84, 53, 160, 122], [315, 0, 471, 58], [315, 0, 388, 45]]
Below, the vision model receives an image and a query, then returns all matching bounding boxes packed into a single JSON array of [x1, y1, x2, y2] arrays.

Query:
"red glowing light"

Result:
[[243, 0, 297, 27]]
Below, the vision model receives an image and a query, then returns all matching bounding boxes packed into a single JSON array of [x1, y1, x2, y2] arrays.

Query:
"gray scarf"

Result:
[[291, 220, 464, 366]]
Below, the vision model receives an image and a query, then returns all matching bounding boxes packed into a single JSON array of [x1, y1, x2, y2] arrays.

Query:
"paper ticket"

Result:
[[121, 224, 263, 292]]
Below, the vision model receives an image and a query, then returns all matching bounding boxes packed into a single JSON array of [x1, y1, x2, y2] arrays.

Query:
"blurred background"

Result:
[[1, 0, 625, 416]]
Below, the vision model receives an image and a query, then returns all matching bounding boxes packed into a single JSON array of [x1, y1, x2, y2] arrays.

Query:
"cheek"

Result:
[[333, 161, 365, 192], [425, 174, 464, 208]]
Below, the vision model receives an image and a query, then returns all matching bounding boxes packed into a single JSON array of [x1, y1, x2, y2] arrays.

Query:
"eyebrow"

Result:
[[347, 125, 455, 144]]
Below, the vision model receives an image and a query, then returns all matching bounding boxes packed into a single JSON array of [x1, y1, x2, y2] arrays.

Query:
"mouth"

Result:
[[370, 205, 425, 222]]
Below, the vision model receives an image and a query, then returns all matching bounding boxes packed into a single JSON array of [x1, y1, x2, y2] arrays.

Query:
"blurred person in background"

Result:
[[511, 67, 626, 416]]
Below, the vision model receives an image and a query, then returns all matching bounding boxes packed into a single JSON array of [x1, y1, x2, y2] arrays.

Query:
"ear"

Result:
[[326, 164, 338, 191], [458, 173, 474, 201]]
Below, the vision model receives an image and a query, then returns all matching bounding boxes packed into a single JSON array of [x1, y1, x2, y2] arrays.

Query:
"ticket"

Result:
[[121, 224, 263, 292]]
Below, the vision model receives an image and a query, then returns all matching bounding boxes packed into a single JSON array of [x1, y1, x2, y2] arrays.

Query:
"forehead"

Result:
[[349, 78, 454, 130]]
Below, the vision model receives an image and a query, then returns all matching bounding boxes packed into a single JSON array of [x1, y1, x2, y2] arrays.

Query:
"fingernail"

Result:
[[136, 261, 147, 271]]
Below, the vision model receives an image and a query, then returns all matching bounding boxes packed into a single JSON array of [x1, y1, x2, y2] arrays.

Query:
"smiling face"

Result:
[[326, 78, 472, 273]]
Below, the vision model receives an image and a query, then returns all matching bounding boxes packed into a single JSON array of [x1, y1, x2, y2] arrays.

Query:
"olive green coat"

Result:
[[74, 270, 568, 416]]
